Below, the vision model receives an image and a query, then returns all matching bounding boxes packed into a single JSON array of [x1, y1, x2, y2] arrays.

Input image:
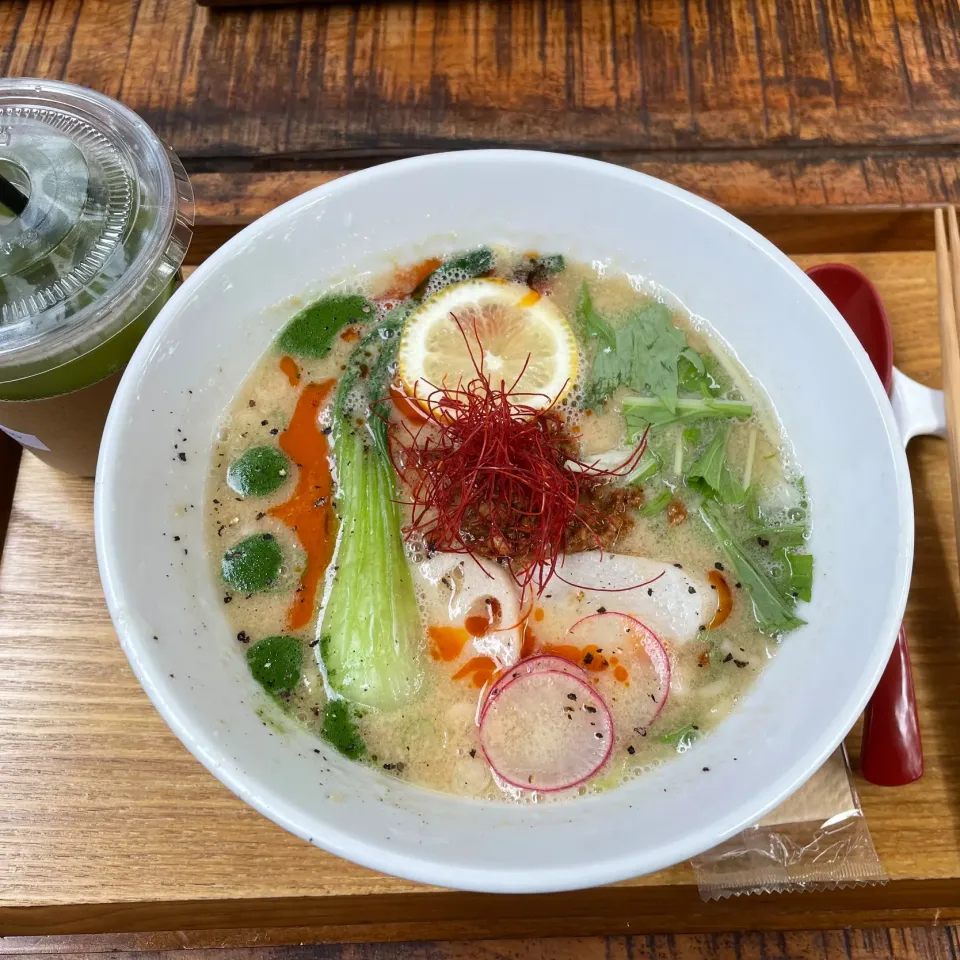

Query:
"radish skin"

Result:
[[479, 669, 614, 792]]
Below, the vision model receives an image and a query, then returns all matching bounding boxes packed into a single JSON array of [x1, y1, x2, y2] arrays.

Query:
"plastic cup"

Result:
[[0, 79, 194, 475]]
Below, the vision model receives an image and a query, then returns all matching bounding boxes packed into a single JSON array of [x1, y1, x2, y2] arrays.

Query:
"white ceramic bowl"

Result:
[[96, 151, 912, 893]]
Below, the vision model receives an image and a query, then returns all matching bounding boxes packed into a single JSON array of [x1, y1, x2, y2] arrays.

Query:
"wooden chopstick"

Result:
[[933, 208, 960, 555]]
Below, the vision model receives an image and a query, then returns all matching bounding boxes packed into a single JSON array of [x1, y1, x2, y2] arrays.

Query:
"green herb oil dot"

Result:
[[222, 534, 283, 592], [321, 699, 367, 760], [246, 635, 303, 692], [227, 445, 289, 497], [277, 293, 373, 358]]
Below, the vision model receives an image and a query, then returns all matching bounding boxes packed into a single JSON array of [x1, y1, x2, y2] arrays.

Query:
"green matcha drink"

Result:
[[0, 79, 194, 475]]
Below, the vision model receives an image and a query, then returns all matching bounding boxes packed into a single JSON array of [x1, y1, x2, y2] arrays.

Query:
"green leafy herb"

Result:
[[699, 501, 806, 635], [222, 534, 283, 593], [781, 551, 814, 603], [625, 450, 661, 486], [532, 253, 565, 275], [753, 524, 808, 548], [363, 305, 413, 462], [686, 427, 747, 505], [658, 723, 700, 751], [277, 293, 373, 358], [638, 488, 672, 517], [576, 283, 616, 350], [586, 302, 690, 411], [246, 635, 302, 693], [333, 305, 413, 465], [682, 426, 701, 445], [744, 484, 763, 523], [412, 248, 494, 299], [623, 397, 753, 438], [678, 349, 722, 399], [321, 698, 367, 760], [226, 445, 289, 498]]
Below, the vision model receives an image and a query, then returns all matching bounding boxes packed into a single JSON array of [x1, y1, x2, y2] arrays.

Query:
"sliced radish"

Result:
[[480, 670, 614, 792], [568, 611, 671, 725], [479, 654, 588, 723]]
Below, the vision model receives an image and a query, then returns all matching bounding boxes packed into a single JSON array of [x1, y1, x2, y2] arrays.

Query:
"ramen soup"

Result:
[[206, 247, 813, 801]]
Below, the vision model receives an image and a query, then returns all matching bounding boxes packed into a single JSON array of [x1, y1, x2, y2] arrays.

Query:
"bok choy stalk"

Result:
[[317, 310, 423, 710]]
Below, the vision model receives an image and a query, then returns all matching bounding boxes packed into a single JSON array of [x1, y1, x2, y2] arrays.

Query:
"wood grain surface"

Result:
[[2, 929, 960, 960], [187, 153, 960, 226], [0, 251, 953, 938], [2, 0, 960, 168], [184, 208, 944, 280]]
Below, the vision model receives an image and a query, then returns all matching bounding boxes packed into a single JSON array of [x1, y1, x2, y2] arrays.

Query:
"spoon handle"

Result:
[[860, 626, 923, 785], [892, 368, 947, 444]]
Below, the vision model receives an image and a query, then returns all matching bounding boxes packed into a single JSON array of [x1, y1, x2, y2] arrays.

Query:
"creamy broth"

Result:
[[206, 248, 810, 802]]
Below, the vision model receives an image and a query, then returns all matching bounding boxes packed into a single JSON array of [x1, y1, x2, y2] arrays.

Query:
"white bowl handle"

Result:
[[892, 367, 946, 447]]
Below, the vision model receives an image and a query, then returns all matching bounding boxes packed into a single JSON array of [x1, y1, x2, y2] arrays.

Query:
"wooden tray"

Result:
[[0, 250, 955, 943]]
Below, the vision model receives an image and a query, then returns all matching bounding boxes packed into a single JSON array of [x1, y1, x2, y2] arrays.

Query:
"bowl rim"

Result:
[[95, 149, 914, 893]]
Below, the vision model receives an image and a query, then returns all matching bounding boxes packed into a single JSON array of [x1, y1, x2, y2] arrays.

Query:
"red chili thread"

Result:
[[385, 314, 649, 599]]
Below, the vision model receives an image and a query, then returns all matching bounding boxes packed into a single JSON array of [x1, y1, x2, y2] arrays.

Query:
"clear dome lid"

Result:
[[0, 79, 194, 386]]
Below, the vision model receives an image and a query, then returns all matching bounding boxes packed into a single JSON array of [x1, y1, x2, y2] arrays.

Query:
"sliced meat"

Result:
[[542, 551, 717, 645], [414, 553, 523, 667]]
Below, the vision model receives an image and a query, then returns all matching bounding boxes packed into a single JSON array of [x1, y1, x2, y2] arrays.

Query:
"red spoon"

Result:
[[807, 263, 924, 786]]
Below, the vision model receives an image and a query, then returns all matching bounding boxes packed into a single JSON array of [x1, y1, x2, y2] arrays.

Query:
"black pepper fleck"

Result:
[[178, 452, 187, 462], [627, 745, 636, 755]]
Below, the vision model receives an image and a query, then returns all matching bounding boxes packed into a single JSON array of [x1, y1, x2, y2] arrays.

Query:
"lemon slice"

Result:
[[397, 279, 578, 410]]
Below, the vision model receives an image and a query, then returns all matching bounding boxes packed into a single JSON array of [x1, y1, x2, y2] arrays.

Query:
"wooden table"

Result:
[[4, 1, 960, 954], [5, 0, 960, 243], [0, 251, 954, 945]]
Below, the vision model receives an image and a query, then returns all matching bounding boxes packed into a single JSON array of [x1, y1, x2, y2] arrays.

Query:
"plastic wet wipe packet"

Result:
[[691, 746, 885, 900]]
